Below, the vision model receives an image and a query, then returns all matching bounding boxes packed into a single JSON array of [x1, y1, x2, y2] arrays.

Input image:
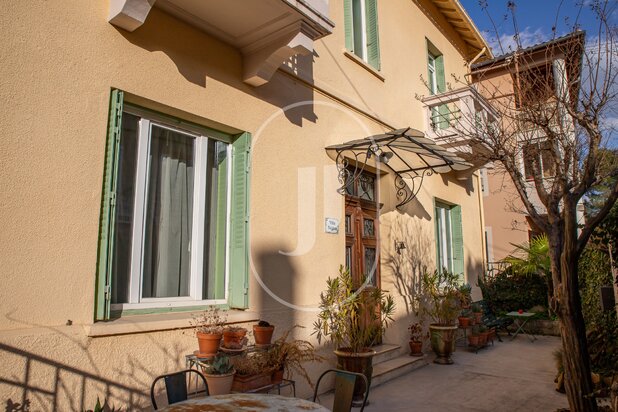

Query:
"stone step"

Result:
[[371, 355, 428, 389], [371, 344, 402, 364]]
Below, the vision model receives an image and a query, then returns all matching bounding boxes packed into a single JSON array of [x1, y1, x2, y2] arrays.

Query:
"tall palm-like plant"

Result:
[[503, 234, 553, 315]]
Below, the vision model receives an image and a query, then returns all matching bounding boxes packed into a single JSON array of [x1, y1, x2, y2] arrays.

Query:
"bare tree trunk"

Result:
[[555, 204, 598, 412]]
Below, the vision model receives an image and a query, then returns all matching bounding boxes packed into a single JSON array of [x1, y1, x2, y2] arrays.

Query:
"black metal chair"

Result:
[[150, 369, 208, 410], [312, 369, 369, 412], [477, 300, 514, 341]]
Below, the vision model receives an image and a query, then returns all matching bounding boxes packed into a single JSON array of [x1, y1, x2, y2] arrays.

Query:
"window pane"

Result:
[[540, 141, 555, 178], [523, 143, 539, 180], [345, 214, 352, 234], [203, 140, 229, 300], [352, 0, 364, 59], [364, 247, 377, 286], [346, 246, 352, 271], [364, 219, 375, 237], [111, 112, 140, 304], [142, 125, 195, 298], [358, 174, 375, 200]]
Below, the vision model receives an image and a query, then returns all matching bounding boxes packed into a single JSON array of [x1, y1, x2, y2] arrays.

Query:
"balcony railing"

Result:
[[422, 86, 499, 145]]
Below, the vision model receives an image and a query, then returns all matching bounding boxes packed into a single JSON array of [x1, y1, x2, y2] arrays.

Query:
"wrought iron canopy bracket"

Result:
[[326, 127, 472, 208]]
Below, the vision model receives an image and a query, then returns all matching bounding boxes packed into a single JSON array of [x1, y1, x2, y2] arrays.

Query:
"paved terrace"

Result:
[[318, 335, 567, 411]]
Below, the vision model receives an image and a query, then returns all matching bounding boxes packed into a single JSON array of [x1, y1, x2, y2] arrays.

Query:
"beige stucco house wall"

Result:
[[0, 0, 490, 409]]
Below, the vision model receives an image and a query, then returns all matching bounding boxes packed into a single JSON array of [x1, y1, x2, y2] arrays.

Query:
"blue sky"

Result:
[[460, 0, 618, 56]]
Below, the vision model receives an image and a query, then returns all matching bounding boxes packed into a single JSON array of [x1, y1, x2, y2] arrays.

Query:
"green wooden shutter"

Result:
[[451, 205, 465, 283], [434, 199, 442, 272], [435, 55, 450, 129], [228, 132, 251, 309], [95, 89, 124, 321], [365, 0, 381, 70], [344, 0, 354, 52]]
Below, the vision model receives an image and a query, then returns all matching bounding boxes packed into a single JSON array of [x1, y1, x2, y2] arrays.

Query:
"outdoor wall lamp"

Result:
[[395, 240, 406, 254]]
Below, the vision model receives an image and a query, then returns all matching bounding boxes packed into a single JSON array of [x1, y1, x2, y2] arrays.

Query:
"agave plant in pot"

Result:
[[191, 306, 227, 358], [420, 269, 462, 365], [313, 266, 395, 405], [203, 354, 236, 395]]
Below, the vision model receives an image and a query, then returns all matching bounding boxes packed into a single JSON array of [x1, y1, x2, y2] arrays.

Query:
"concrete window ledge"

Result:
[[87, 310, 259, 337], [343, 50, 386, 82]]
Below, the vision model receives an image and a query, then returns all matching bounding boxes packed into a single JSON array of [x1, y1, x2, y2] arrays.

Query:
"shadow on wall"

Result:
[[466, 255, 486, 301], [0, 342, 148, 411], [382, 213, 433, 316], [115, 8, 317, 127], [252, 244, 298, 315], [0, 313, 194, 411]]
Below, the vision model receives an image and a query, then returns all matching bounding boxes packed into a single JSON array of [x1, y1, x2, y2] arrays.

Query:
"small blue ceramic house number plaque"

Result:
[[325, 218, 340, 234]]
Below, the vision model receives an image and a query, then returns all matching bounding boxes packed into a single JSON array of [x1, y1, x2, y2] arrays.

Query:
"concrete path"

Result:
[[318, 335, 568, 411]]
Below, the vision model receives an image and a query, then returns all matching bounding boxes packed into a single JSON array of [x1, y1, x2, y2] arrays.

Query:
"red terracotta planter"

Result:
[[223, 329, 247, 349], [458, 317, 471, 328], [196, 332, 222, 357], [409, 340, 423, 356], [253, 325, 275, 345], [468, 335, 480, 347]]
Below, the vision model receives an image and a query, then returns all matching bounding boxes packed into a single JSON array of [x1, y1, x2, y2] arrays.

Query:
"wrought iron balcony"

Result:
[[421, 87, 499, 167]]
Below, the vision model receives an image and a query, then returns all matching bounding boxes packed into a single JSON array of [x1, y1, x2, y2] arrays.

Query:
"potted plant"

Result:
[[478, 325, 489, 346], [253, 320, 275, 346], [267, 325, 324, 386], [230, 351, 273, 392], [407, 322, 424, 357], [313, 265, 395, 405], [420, 269, 462, 365], [468, 331, 480, 347], [222, 326, 248, 349], [458, 283, 472, 309], [203, 354, 236, 395], [458, 309, 472, 328], [471, 302, 483, 324], [191, 306, 227, 358]]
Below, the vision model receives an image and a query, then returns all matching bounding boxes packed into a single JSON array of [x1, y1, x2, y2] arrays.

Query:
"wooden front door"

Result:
[[344, 171, 380, 289]]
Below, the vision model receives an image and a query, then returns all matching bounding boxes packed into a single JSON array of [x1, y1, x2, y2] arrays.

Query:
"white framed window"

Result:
[[522, 140, 556, 181], [434, 200, 464, 280], [344, 0, 381, 70], [428, 53, 438, 95], [110, 108, 231, 310]]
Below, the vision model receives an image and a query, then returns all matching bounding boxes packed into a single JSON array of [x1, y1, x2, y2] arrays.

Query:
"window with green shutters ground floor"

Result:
[[95, 90, 250, 320], [434, 200, 464, 282]]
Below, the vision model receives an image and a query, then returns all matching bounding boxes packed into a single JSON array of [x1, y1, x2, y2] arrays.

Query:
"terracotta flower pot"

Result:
[[271, 367, 284, 384], [458, 317, 471, 328], [468, 335, 480, 347], [478, 333, 487, 346], [205, 371, 235, 395], [253, 325, 275, 345], [222, 329, 247, 349], [481, 331, 491, 345], [474, 312, 483, 324], [409, 340, 423, 357], [334, 348, 375, 406], [429, 324, 457, 365], [196, 332, 222, 358]]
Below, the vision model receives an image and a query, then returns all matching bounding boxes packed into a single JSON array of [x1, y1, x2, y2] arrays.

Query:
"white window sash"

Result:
[[123, 116, 229, 307]]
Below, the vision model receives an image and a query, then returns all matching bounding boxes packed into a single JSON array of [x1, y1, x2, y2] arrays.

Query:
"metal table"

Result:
[[159, 393, 329, 411], [506, 311, 538, 342]]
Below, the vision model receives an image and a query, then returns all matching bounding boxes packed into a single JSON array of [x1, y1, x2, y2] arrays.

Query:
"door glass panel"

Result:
[[346, 246, 352, 271], [358, 174, 375, 200], [345, 215, 352, 234], [142, 125, 195, 298], [363, 219, 375, 237], [111, 112, 140, 304], [364, 247, 377, 286]]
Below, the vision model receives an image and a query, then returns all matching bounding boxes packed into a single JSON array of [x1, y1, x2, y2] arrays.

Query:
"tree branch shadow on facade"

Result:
[[382, 214, 433, 316]]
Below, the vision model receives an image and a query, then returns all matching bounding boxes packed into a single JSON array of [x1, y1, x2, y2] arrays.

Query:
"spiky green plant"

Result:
[[313, 265, 395, 353], [205, 354, 234, 375]]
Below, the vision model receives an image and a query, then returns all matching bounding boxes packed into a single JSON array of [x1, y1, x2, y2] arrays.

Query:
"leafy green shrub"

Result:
[[579, 248, 618, 375], [478, 266, 548, 314]]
